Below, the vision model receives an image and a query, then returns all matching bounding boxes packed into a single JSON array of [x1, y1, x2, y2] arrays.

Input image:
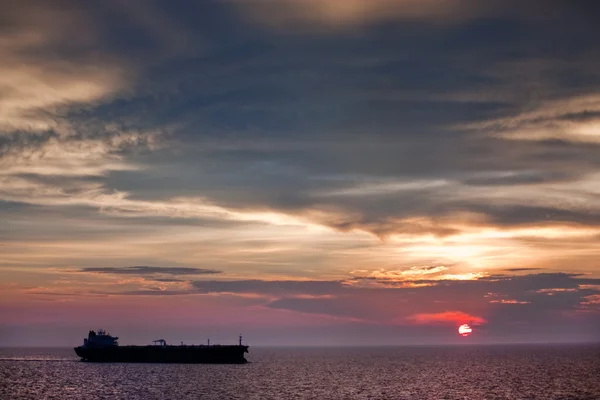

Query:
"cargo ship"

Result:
[[74, 329, 249, 363]]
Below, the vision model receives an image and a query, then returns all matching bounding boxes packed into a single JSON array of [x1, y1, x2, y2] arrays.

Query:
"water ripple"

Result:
[[1, 345, 599, 399]]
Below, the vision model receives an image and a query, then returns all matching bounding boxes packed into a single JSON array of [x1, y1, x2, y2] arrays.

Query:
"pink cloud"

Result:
[[405, 311, 486, 325]]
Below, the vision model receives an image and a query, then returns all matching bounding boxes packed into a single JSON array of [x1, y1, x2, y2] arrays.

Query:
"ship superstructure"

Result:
[[83, 329, 118, 347]]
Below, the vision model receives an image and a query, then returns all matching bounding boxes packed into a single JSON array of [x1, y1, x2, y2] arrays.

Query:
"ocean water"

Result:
[[1, 345, 599, 399]]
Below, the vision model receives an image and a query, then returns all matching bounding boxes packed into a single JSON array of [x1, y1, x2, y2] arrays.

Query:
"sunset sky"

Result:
[[1, 0, 599, 346]]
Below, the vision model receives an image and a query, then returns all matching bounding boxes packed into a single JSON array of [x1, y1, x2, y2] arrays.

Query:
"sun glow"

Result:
[[458, 324, 472, 337]]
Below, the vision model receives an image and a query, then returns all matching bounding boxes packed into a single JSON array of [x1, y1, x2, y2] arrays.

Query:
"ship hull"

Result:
[[74, 345, 249, 364]]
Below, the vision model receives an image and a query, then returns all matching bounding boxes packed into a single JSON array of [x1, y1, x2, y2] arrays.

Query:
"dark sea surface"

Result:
[[1, 345, 599, 399]]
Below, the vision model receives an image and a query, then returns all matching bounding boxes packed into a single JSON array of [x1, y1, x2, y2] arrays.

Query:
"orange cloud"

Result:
[[581, 295, 600, 306], [489, 299, 530, 304], [406, 311, 486, 325]]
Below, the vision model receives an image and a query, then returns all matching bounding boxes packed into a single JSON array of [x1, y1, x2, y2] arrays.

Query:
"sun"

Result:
[[458, 324, 472, 337]]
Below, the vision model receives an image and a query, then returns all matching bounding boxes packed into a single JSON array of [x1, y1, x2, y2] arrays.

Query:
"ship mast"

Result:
[[239, 334, 242, 346]]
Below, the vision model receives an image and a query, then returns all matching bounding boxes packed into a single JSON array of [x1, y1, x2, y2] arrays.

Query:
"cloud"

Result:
[[80, 266, 222, 276], [2, 0, 599, 256], [503, 268, 543, 272], [406, 311, 486, 325], [488, 299, 530, 305], [192, 279, 343, 297], [232, 0, 564, 31], [0, 134, 161, 177], [0, 1, 132, 134], [469, 94, 600, 144], [111, 289, 193, 296], [361, 266, 486, 282], [370, 266, 449, 278], [186, 273, 600, 326], [0, 169, 329, 232]]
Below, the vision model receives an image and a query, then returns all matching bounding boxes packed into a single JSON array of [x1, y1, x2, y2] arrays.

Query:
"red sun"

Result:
[[458, 324, 472, 337]]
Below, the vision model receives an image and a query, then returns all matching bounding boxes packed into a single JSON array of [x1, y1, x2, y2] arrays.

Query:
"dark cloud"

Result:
[[464, 205, 600, 228], [187, 273, 600, 325], [191, 280, 342, 296], [0, 199, 249, 246], [151, 278, 185, 283], [503, 268, 543, 272], [81, 266, 222, 276], [461, 170, 580, 187], [115, 289, 191, 296], [95, 272, 600, 334], [3, 0, 600, 242]]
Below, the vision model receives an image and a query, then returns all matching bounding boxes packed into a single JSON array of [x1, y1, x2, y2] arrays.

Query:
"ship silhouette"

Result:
[[74, 329, 249, 363]]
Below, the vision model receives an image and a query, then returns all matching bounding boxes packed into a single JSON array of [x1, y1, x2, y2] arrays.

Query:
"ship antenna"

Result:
[[239, 334, 242, 346]]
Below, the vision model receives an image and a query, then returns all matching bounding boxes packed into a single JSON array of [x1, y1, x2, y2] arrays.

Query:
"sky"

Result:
[[1, 0, 599, 346]]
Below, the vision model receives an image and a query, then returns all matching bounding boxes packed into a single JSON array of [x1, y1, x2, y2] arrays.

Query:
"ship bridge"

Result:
[[83, 329, 119, 348]]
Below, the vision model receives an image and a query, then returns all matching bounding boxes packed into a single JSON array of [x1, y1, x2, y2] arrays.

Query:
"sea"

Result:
[[1, 345, 599, 399]]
